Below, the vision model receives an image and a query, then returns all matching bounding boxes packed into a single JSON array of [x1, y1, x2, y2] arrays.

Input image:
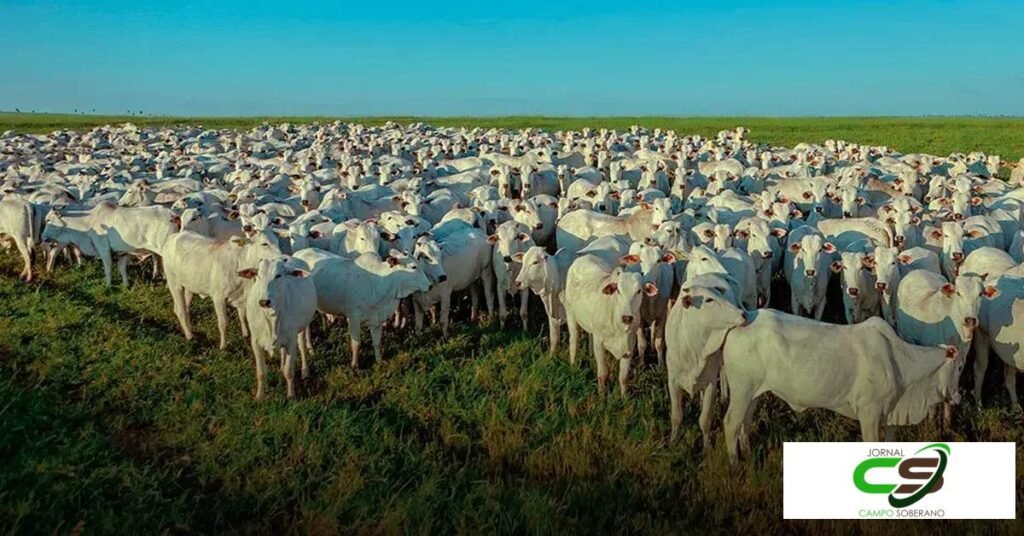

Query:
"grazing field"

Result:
[[2, 115, 1024, 534], [1, 255, 1023, 534], [2, 113, 1024, 161]]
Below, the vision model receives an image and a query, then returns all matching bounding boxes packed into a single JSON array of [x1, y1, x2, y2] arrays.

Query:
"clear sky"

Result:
[[2, 0, 1022, 116]]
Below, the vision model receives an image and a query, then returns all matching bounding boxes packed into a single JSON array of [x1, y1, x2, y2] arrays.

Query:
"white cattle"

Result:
[[623, 241, 676, 365], [512, 246, 574, 354], [309, 252, 432, 366], [555, 206, 655, 257], [784, 226, 836, 319], [665, 274, 746, 448], [832, 241, 880, 324], [564, 253, 656, 395], [872, 246, 941, 326], [0, 199, 35, 281], [489, 221, 535, 329], [974, 275, 1024, 407], [239, 256, 317, 399], [412, 223, 494, 337], [723, 311, 963, 462], [162, 231, 282, 349]]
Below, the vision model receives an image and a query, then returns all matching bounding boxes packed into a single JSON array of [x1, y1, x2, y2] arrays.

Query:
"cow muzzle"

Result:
[[621, 315, 634, 325], [964, 317, 978, 330], [805, 269, 816, 277], [846, 287, 859, 297], [258, 299, 272, 308], [952, 252, 964, 263]]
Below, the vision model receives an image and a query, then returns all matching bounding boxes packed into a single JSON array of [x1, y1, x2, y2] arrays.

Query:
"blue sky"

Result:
[[2, 1, 1021, 116]]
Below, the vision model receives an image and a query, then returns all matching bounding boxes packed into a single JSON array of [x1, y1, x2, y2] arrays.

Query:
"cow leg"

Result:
[[738, 400, 757, 458], [168, 283, 193, 341], [1005, 363, 1019, 409], [150, 255, 160, 280], [942, 402, 953, 431], [723, 390, 750, 464], [297, 329, 311, 379], [251, 340, 267, 400], [497, 288, 507, 327], [370, 323, 384, 363], [813, 297, 827, 321], [592, 334, 609, 394], [470, 285, 480, 322], [185, 290, 194, 310], [45, 245, 58, 273], [212, 299, 230, 350], [481, 269, 495, 318], [413, 301, 425, 333], [97, 243, 113, 287], [236, 306, 249, 339], [548, 316, 560, 356], [699, 382, 717, 452], [654, 316, 667, 367], [859, 413, 882, 442], [566, 313, 579, 366], [618, 357, 632, 398], [348, 316, 362, 368], [669, 380, 684, 443], [117, 255, 130, 287], [790, 295, 799, 317], [283, 342, 297, 399], [518, 289, 529, 331], [884, 425, 895, 442], [973, 330, 990, 405], [14, 237, 32, 282], [636, 325, 648, 360], [440, 291, 451, 338]]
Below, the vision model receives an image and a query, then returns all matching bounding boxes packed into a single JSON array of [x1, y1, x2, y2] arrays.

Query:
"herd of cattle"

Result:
[[2, 122, 1024, 461]]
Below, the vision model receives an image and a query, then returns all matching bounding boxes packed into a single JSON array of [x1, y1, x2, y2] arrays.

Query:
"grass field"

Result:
[[3, 113, 1024, 161], [1, 115, 1023, 533]]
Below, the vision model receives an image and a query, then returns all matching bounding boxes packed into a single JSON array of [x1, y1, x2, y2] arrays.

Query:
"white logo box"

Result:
[[783, 442, 1016, 519]]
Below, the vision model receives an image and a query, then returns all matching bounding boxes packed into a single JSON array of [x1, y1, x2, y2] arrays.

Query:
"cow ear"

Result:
[[237, 268, 257, 279], [620, 254, 640, 265], [790, 209, 803, 219], [643, 282, 659, 297], [856, 196, 866, 205], [680, 295, 693, 308], [602, 282, 618, 295], [511, 252, 525, 263], [789, 243, 801, 253], [898, 254, 912, 265], [381, 231, 396, 241], [940, 283, 955, 297], [943, 345, 959, 359], [778, 195, 790, 204], [230, 236, 248, 246], [662, 252, 676, 263], [911, 216, 921, 225], [514, 204, 525, 212], [734, 230, 749, 239], [487, 234, 499, 244], [862, 255, 875, 269], [386, 256, 400, 267], [770, 228, 788, 238], [830, 260, 844, 273], [171, 215, 181, 225], [822, 242, 836, 253], [971, 197, 983, 206], [931, 230, 943, 240], [982, 286, 1000, 299], [640, 202, 652, 210], [226, 210, 240, 220], [290, 269, 310, 278], [968, 229, 983, 238]]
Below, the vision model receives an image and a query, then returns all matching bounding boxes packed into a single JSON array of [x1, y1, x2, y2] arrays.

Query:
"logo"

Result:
[[853, 443, 948, 508], [783, 442, 1015, 519]]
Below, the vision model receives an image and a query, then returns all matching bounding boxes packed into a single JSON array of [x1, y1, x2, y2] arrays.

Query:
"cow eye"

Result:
[[706, 298, 714, 303]]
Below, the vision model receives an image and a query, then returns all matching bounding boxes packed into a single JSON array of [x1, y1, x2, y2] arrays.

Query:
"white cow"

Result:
[[412, 222, 494, 337], [239, 256, 317, 399], [162, 231, 282, 349], [872, 246, 941, 326], [512, 246, 574, 354], [564, 253, 656, 395], [974, 275, 1024, 407], [723, 311, 963, 462], [555, 206, 655, 257], [309, 252, 432, 366], [489, 221, 535, 329], [0, 199, 35, 281], [784, 226, 836, 319]]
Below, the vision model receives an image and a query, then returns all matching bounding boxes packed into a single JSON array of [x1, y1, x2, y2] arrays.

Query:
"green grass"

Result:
[[1, 252, 1023, 534], [3, 112, 1024, 161]]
